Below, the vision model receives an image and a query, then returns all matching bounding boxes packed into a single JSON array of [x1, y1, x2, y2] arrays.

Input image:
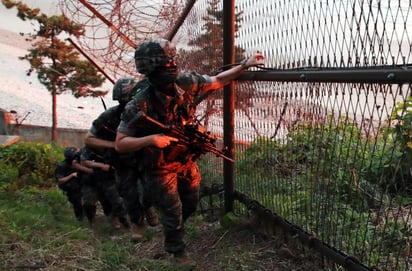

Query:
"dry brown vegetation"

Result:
[[83, 213, 325, 271]]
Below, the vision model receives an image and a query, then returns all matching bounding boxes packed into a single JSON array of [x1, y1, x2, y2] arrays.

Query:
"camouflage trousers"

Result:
[[81, 171, 127, 221], [143, 161, 201, 254], [116, 166, 145, 226], [60, 185, 83, 220]]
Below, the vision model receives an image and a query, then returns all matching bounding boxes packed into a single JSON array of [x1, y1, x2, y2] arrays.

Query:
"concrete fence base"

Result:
[[4, 124, 88, 148]]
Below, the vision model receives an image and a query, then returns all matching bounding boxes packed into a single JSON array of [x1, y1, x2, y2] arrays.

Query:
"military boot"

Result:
[[173, 250, 196, 270], [130, 222, 147, 242], [83, 205, 97, 228], [110, 215, 121, 229], [118, 216, 130, 229], [145, 207, 159, 227], [87, 217, 95, 228], [74, 205, 84, 221]]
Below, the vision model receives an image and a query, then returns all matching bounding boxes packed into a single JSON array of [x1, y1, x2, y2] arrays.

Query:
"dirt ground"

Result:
[[125, 216, 326, 271]]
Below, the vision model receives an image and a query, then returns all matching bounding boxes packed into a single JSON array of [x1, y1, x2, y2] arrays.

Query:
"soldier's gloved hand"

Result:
[[241, 50, 265, 69], [151, 134, 179, 149], [100, 163, 111, 172]]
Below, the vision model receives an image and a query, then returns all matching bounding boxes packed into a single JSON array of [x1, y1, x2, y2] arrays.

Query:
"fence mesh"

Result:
[[59, 0, 411, 270], [177, 1, 412, 270]]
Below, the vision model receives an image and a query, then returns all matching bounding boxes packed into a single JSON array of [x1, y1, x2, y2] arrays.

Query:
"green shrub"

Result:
[[0, 142, 64, 192], [382, 94, 412, 194]]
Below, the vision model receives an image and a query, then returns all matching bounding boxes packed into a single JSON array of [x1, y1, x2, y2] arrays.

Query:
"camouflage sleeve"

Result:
[[79, 147, 91, 162], [117, 98, 140, 136], [89, 106, 117, 135], [177, 72, 212, 97], [54, 162, 66, 179]]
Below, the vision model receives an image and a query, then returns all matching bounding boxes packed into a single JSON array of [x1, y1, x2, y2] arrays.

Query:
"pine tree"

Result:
[[179, 0, 244, 74], [178, 0, 256, 132], [2, 0, 107, 142]]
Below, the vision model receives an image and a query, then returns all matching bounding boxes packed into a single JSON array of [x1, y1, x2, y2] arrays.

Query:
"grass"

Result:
[[0, 187, 325, 271]]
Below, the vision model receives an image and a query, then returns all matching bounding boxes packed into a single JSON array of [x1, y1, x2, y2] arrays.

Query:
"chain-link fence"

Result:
[[184, 1, 412, 270], [59, 1, 411, 270]]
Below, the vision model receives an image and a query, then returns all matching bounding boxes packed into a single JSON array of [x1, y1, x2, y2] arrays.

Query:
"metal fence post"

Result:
[[223, 0, 235, 213]]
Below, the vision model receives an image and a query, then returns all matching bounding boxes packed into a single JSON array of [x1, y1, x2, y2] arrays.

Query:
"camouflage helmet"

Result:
[[64, 146, 77, 161], [112, 77, 138, 103], [134, 38, 177, 75]]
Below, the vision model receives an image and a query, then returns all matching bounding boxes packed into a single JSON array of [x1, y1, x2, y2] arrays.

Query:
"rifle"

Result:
[[129, 112, 234, 163]]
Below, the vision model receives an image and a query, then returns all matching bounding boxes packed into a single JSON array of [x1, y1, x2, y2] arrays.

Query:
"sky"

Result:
[[0, 40, 114, 129], [0, 0, 60, 33], [0, 1, 117, 129]]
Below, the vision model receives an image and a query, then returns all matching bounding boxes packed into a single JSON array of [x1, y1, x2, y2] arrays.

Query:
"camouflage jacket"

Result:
[[118, 72, 213, 168], [90, 105, 123, 142], [54, 159, 81, 191]]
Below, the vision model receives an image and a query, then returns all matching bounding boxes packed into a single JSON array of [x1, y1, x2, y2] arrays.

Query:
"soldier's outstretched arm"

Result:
[[206, 50, 265, 91]]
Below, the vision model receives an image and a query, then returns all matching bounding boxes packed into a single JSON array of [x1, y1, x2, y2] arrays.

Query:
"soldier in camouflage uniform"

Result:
[[77, 145, 130, 228], [84, 77, 158, 239], [115, 38, 265, 265], [55, 146, 113, 223], [54, 146, 84, 221]]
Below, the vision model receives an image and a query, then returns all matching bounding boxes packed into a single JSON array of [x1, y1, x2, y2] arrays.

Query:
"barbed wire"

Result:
[[58, 0, 185, 81]]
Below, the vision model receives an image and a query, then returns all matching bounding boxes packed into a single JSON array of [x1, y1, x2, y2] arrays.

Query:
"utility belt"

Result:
[[92, 168, 115, 183], [77, 168, 112, 185], [144, 158, 197, 177], [117, 152, 140, 167], [143, 145, 196, 169]]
